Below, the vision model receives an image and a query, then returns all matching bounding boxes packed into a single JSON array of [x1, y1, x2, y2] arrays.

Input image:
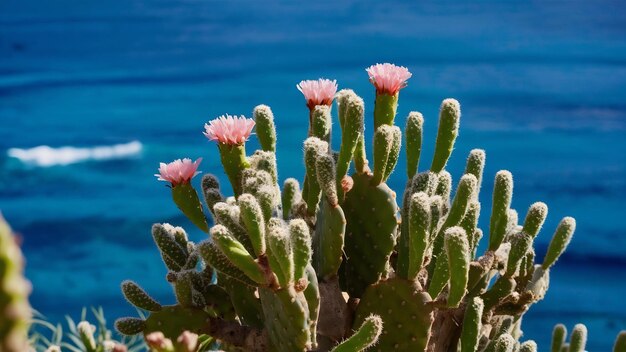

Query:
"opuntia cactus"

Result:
[[115, 63, 618, 351]]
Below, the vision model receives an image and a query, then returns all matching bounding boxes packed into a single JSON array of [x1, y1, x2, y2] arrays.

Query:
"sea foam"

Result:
[[7, 141, 142, 167]]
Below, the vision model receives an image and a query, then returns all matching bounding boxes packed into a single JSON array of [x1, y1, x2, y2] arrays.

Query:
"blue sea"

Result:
[[1, 1, 625, 349]]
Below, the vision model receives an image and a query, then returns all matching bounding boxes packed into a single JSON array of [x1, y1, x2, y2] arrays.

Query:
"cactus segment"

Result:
[[519, 340, 538, 352], [569, 324, 588, 352], [428, 175, 476, 294], [197, 240, 258, 287], [331, 315, 383, 352], [336, 93, 364, 195], [412, 171, 439, 196], [492, 333, 515, 352], [210, 226, 267, 285], [290, 219, 313, 283], [460, 297, 484, 352], [406, 193, 431, 280], [342, 173, 398, 297], [354, 137, 368, 174], [482, 277, 516, 311], [152, 224, 189, 270], [143, 305, 211, 340], [170, 183, 209, 233], [267, 224, 294, 287], [238, 194, 267, 256], [405, 111, 424, 179], [444, 227, 470, 307], [354, 279, 434, 352], [542, 217, 576, 270], [281, 178, 301, 220], [121, 280, 162, 312], [217, 143, 250, 197], [383, 126, 402, 182], [303, 137, 329, 215], [213, 202, 254, 253], [311, 105, 332, 143], [522, 202, 548, 238], [373, 92, 398, 129], [173, 270, 195, 307], [0, 215, 31, 352], [372, 125, 395, 185], [254, 104, 277, 152], [464, 149, 486, 198], [259, 287, 311, 352], [551, 324, 567, 352], [435, 171, 452, 202], [430, 99, 460, 172], [313, 201, 346, 279], [219, 275, 263, 328], [115, 317, 146, 336], [316, 154, 339, 207], [489, 171, 513, 251], [460, 201, 481, 254], [303, 265, 321, 348], [505, 231, 533, 277], [442, 174, 477, 230]]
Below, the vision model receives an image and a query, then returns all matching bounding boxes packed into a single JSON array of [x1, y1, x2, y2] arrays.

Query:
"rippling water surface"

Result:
[[1, 1, 625, 349]]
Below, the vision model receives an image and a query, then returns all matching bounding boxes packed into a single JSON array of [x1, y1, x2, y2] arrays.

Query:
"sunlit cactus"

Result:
[[0, 214, 31, 352], [114, 63, 618, 351]]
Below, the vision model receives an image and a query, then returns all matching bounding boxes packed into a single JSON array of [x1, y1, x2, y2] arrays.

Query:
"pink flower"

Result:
[[297, 79, 338, 110], [155, 158, 202, 186], [204, 115, 255, 145], [366, 63, 412, 95]]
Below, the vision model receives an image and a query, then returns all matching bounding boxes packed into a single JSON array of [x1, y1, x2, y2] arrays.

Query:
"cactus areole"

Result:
[[117, 63, 581, 352]]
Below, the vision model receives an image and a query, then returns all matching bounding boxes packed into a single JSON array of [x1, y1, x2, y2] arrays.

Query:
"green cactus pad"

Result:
[[197, 240, 258, 287], [354, 278, 434, 352], [313, 200, 346, 279], [115, 317, 146, 336], [121, 280, 162, 312], [259, 287, 311, 352], [171, 182, 209, 233], [219, 275, 264, 328], [143, 305, 211, 340], [342, 173, 398, 297]]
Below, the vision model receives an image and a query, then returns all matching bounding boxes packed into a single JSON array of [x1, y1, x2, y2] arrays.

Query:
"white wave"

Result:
[[7, 141, 142, 167]]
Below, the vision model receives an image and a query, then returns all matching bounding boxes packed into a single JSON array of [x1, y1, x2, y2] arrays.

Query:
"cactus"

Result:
[[0, 214, 31, 352], [115, 63, 622, 351]]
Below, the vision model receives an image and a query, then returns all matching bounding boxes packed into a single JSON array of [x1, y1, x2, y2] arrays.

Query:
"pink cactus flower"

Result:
[[297, 78, 338, 110], [204, 115, 255, 145], [366, 63, 412, 95], [155, 158, 202, 186]]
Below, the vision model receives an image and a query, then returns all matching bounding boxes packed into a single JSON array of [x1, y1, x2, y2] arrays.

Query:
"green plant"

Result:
[[114, 63, 591, 351], [28, 307, 144, 352]]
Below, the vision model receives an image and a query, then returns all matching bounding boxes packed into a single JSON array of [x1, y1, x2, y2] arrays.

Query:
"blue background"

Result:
[[1, 0, 625, 349]]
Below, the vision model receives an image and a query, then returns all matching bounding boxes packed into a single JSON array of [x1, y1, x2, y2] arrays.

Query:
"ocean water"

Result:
[[1, 0, 625, 349]]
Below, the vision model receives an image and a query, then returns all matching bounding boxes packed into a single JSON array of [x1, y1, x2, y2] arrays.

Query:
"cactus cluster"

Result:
[[113, 63, 613, 351]]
